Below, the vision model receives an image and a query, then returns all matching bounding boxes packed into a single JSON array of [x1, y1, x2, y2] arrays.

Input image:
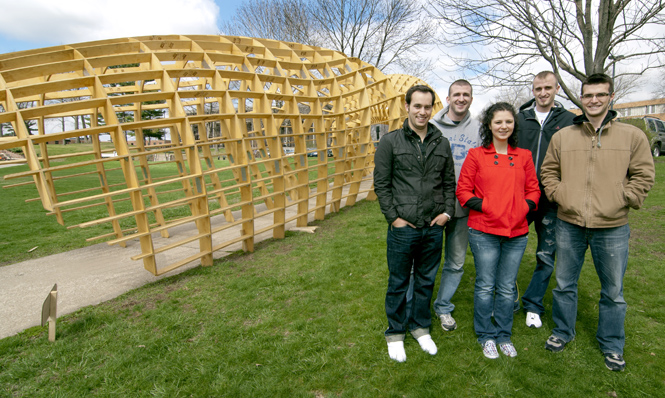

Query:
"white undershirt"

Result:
[[535, 110, 550, 126]]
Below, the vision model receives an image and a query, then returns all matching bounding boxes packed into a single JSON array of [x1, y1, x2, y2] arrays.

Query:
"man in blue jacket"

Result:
[[516, 71, 575, 328], [374, 85, 456, 362]]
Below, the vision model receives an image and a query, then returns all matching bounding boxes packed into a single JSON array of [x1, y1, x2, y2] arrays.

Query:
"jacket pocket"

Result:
[[554, 182, 584, 219], [393, 148, 415, 171], [433, 194, 446, 216], [429, 144, 449, 172], [590, 181, 629, 221], [393, 195, 419, 224]]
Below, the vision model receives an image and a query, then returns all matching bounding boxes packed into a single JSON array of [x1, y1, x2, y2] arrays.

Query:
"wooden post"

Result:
[[41, 284, 58, 342]]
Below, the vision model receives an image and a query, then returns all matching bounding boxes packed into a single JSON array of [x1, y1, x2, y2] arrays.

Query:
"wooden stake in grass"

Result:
[[41, 284, 57, 342]]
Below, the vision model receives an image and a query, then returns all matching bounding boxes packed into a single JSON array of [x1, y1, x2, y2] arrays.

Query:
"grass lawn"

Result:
[[0, 158, 663, 397], [0, 144, 340, 265]]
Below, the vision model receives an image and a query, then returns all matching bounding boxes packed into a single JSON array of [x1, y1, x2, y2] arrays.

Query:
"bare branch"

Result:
[[430, 0, 665, 108]]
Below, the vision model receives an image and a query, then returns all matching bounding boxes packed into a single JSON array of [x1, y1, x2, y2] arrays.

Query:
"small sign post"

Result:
[[41, 284, 58, 342]]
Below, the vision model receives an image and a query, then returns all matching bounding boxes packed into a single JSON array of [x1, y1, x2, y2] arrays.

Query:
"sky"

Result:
[[0, 0, 239, 54], [0, 0, 487, 111], [0, 0, 654, 115]]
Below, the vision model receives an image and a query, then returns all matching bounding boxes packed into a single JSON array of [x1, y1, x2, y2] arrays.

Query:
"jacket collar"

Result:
[[481, 142, 519, 155], [402, 118, 441, 141], [430, 106, 471, 127], [518, 98, 568, 114], [572, 109, 617, 128]]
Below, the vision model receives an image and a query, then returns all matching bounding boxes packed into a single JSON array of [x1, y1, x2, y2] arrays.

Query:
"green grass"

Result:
[[0, 158, 663, 397], [0, 144, 342, 265]]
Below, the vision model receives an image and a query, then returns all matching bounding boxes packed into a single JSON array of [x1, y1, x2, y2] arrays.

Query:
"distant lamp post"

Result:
[[608, 54, 626, 110]]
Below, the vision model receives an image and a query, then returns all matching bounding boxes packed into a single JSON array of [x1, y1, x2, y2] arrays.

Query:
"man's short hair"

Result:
[[581, 73, 614, 95], [406, 85, 436, 106], [448, 79, 472, 96], [534, 71, 558, 86]]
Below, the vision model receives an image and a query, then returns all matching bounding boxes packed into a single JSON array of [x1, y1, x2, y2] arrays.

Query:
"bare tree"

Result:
[[493, 85, 534, 110], [221, 0, 434, 77], [220, 0, 319, 46], [652, 77, 665, 100], [430, 0, 665, 108]]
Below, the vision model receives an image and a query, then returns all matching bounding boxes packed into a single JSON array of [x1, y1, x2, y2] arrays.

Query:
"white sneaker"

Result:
[[387, 341, 406, 362], [499, 342, 518, 358], [482, 340, 499, 359], [526, 312, 542, 328]]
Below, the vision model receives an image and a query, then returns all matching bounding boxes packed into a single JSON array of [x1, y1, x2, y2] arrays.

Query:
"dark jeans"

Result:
[[385, 224, 443, 341], [521, 207, 558, 315]]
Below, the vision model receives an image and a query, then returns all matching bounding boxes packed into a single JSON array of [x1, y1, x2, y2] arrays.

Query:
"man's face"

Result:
[[581, 83, 614, 119], [532, 74, 559, 111], [446, 83, 473, 119], [405, 91, 434, 131]]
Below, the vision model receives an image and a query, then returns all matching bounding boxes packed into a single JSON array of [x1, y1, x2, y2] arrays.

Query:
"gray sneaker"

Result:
[[439, 313, 457, 331], [545, 335, 567, 352], [604, 353, 626, 371]]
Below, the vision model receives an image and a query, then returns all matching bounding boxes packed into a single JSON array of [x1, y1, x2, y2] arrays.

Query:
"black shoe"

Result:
[[604, 353, 626, 371], [545, 335, 567, 352]]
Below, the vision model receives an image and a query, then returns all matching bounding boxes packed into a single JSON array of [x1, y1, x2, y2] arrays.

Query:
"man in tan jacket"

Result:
[[540, 73, 655, 372]]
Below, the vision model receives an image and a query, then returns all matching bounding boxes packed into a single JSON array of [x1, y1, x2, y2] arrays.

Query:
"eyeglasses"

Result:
[[581, 93, 611, 100]]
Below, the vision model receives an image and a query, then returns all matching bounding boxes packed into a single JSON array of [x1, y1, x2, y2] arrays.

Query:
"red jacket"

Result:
[[457, 144, 540, 237]]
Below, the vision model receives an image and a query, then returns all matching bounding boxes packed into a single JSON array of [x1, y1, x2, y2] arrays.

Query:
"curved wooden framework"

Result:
[[0, 35, 441, 275]]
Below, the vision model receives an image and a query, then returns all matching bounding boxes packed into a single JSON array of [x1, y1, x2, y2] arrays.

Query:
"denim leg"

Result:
[[589, 224, 630, 355], [551, 220, 587, 343], [405, 265, 414, 320], [385, 226, 418, 340], [469, 228, 499, 344], [433, 216, 469, 315], [494, 234, 528, 344], [385, 225, 443, 340], [522, 208, 558, 315], [408, 225, 444, 333]]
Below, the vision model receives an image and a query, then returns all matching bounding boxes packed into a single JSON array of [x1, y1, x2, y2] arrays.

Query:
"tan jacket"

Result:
[[540, 113, 655, 228]]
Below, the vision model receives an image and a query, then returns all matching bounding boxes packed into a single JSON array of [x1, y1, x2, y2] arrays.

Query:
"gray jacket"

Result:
[[429, 106, 481, 217]]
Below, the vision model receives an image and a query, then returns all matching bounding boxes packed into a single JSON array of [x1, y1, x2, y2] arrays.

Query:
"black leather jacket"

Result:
[[373, 119, 456, 227]]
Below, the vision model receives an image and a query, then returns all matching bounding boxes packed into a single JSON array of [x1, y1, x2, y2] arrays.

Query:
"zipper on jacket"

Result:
[[534, 111, 553, 176]]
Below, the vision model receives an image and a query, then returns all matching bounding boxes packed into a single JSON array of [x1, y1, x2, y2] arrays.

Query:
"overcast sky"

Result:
[[0, 0, 236, 54], [0, 0, 498, 113], [0, 0, 636, 114]]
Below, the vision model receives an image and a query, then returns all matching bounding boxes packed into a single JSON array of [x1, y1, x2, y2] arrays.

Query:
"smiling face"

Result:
[[581, 82, 614, 120], [532, 74, 559, 112], [490, 110, 515, 144], [405, 91, 434, 133], [446, 82, 473, 121]]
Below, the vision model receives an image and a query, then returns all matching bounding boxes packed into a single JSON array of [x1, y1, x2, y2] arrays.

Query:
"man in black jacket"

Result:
[[516, 71, 575, 328], [374, 85, 456, 362]]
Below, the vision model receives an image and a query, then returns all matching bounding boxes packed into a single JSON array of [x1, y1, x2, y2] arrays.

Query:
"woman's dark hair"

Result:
[[479, 102, 519, 148]]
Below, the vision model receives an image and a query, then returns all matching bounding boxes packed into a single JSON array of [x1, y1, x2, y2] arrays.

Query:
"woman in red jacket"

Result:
[[457, 102, 540, 359]]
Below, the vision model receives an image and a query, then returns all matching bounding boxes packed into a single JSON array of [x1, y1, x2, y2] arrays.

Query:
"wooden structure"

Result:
[[0, 35, 441, 275]]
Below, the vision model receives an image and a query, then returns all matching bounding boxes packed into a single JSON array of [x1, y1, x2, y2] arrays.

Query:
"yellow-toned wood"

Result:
[[0, 35, 441, 275]]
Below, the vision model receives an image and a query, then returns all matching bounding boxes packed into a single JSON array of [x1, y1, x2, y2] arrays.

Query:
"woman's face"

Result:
[[490, 110, 514, 143]]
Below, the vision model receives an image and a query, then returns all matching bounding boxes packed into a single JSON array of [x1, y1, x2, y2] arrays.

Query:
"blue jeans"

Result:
[[551, 220, 629, 354], [521, 208, 558, 315], [385, 224, 443, 341], [433, 216, 469, 315], [469, 228, 528, 344]]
